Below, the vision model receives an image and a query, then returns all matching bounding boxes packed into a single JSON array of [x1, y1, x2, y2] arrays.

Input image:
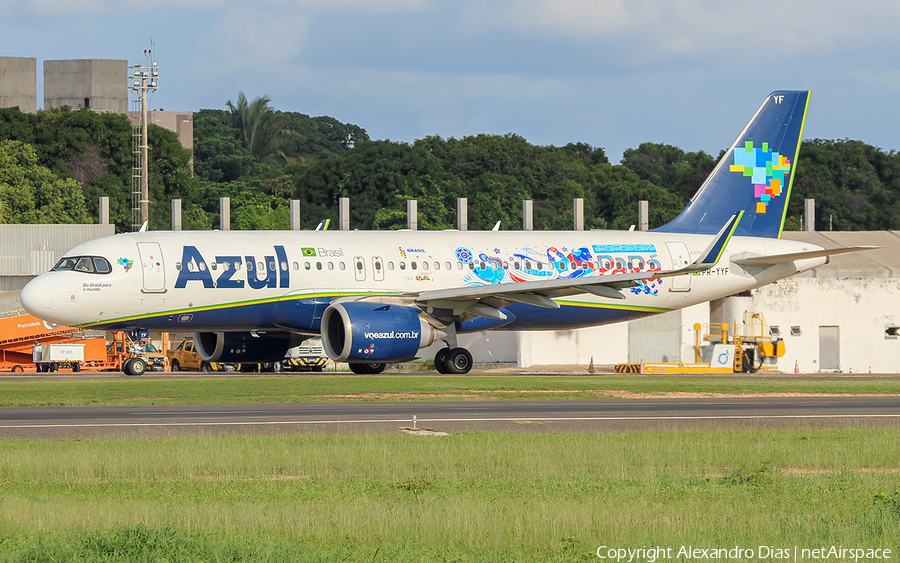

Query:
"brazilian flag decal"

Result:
[[301, 247, 317, 257]]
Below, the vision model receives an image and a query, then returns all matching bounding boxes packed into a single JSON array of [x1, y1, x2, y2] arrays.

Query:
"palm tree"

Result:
[[225, 92, 274, 157]]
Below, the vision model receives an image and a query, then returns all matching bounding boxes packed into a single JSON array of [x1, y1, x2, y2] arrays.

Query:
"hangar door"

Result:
[[628, 310, 682, 363], [819, 326, 840, 371]]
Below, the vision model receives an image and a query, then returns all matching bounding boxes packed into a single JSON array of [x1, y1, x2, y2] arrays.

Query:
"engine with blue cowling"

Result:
[[193, 331, 302, 363], [321, 302, 439, 363]]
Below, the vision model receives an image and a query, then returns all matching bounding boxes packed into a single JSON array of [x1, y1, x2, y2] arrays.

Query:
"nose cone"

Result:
[[20, 277, 53, 319]]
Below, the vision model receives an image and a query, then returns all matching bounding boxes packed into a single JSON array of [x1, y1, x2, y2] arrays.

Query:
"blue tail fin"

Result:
[[653, 91, 810, 238]]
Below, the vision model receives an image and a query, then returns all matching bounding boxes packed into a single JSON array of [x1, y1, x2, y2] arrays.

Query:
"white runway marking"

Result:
[[2, 413, 900, 429]]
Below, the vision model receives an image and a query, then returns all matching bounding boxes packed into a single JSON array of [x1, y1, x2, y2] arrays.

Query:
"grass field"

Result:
[[0, 374, 898, 407], [1, 428, 900, 561]]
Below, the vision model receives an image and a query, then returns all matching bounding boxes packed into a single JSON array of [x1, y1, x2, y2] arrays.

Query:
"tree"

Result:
[[226, 92, 274, 156], [0, 140, 89, 224], [193, 109, 257, 182]]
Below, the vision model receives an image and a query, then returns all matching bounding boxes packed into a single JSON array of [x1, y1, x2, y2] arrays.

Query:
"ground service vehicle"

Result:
[[279, 337, 328, 372], [33, 343, 85, 372], [167, 339, 236, 372]]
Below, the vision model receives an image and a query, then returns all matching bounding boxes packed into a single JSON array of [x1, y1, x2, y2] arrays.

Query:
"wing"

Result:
[[731, 246, 878, 266], [336, 214, 743, 325]]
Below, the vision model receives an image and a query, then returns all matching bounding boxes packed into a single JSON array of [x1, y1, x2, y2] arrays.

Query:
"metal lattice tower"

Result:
[[129, 41, 159, 231]]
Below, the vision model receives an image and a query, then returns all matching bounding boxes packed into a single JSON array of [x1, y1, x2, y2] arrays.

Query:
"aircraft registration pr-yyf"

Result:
[[20, 91, 872, 375]]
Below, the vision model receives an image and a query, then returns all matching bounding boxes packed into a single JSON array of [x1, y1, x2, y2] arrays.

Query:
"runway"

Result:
[[2, 395, 900, 439]]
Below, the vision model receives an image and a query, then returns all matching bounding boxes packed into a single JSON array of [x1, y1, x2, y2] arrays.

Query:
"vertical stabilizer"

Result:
[[654, 91, 810, 238]]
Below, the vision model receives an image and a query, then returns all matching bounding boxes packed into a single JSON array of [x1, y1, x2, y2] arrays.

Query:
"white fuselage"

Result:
[[21, 229, 826, 333]]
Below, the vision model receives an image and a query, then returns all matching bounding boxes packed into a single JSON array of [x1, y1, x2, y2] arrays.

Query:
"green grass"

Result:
[[1, 429, 900, 561], [0, 374, 897, 407]]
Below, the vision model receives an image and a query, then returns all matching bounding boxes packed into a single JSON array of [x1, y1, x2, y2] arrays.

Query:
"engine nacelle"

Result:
[[193, 331, 300, 363], [321, 302, 438, 363]]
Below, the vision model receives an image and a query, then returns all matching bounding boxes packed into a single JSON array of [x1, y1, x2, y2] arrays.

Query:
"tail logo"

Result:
[[729, 141, 792, 214]]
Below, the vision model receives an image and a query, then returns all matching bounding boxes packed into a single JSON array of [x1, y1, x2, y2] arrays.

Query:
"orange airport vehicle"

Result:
[[0, 312, 107, 372]]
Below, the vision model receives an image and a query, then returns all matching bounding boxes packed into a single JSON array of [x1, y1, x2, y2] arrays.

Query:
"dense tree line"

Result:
[[1, 95, 898, 233]]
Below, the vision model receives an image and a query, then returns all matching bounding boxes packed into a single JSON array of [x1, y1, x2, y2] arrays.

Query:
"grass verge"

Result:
[[1, 428, 899, 561], [0, 374, 898, 407]]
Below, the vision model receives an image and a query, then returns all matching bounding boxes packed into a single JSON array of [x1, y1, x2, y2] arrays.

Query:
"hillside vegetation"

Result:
[[1, 94, 897, 232]]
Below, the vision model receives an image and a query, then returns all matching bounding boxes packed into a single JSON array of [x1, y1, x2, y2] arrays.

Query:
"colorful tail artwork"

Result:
[[654, 91, 810, 239]]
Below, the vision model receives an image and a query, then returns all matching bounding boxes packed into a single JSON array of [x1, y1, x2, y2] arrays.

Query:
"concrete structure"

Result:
[[128, 110, 193, 152], [0, 57, 37, 113], [44, 59, 127, 112]]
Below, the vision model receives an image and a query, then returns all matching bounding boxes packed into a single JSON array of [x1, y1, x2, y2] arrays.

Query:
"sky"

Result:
[[2, 0, 899, 162]]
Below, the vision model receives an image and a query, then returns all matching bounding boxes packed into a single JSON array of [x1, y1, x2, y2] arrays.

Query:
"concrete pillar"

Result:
[[523, 200, 533, 231], [573, 198, 584, 231], [638, 200, 649, 231], [457, 198, 468, 231], [219, 197, 230, 231], [407, 199, 418, 231], [805, 198, 815, 231], [290, 200, 301, 230], [339, 197, 350, 230], [171, 199, 182, 231], [98, 197, 109, 225]]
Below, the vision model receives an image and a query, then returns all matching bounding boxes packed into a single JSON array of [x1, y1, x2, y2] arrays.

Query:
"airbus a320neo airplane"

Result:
[[20, 91, 869, 375]]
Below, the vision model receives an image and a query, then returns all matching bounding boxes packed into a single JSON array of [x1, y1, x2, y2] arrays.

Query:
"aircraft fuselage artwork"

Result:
[[19, 91, 871, 375]]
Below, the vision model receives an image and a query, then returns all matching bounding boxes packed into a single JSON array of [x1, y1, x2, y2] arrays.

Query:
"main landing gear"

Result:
[[434, 347, 473, 374], [349, 362, 386, 375]]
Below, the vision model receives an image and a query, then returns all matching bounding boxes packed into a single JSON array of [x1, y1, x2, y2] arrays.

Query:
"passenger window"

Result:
[[537, 263, 543, 270], [199, 262, 207, 271], [400, 262, 406, 270], [211, 262, 217, 271], [433, 262, 440, 271], [316, 262, 323, 270], [457, 262, 463, 270], [292, 262, 299, 270], [234, 261, 242, 270], [280, 261, 288, 271], [175, 262, 182, 271], [328, 262, 334, 270], [246, 261, 254, 271], [258, 261, 265, 271], [304, 262, 311, 270], [446, 261, 452, 270], [422, 261, 429, 270], [411, 262, 418, 270], [525, 261, 532, 269], [388, 262, 395, 270], [468, 262, 474, 270], [339, 262, 346, 270]]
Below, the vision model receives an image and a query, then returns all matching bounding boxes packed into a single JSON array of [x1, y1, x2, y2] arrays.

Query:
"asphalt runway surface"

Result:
[[3, 395, 900, 439]]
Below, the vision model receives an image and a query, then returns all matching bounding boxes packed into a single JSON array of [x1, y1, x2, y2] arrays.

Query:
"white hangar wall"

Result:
[[503, 232, 900, 373]]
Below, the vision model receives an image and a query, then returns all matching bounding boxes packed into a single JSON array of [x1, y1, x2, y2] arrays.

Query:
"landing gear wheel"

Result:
[[434, 348, 450, 374], [349, 362, 387, 375], [445, 348, 473, 374], [124, 358, 147, 376]]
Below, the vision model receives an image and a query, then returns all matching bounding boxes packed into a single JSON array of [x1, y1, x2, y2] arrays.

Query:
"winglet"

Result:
[[683, 211, 743, 272]]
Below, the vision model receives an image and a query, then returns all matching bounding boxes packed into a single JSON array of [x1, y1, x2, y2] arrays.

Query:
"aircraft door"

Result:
[[665, 241, 691, 292], [372, 256, 384, 281], [354, 256, 366, 282], [137, 242, 166, 293]]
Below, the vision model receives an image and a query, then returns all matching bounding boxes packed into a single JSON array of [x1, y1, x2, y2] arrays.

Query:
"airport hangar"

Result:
[[2, 223, 896, 374]]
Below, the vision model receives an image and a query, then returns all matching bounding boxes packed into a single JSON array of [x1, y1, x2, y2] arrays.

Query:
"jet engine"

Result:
[[321, 302, 438, 363], [193, 331, 301, 363]]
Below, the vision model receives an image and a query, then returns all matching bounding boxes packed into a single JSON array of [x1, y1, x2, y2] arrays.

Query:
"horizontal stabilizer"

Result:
[[731, 246, 879, 266]]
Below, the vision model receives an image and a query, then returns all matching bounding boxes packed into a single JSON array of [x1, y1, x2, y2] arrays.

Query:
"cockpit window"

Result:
[[52, 256, 112, 274]]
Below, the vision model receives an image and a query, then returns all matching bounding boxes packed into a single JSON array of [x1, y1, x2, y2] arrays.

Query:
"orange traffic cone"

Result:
[[794, 360, 799, 374], [588, 357, 595, 374]]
